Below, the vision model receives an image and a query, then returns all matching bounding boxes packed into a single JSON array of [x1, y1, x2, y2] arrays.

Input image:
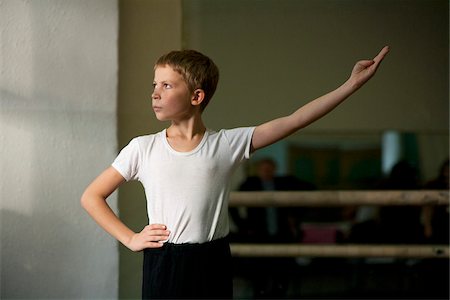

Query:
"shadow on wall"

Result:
[[0, 209, 114, 299], [2, 209, 65, 297]]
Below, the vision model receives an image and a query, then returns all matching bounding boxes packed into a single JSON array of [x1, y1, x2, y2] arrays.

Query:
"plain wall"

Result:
[[182, 0, 449, 180], [184, 0, 448, 132], [1, 0, 119, 298]]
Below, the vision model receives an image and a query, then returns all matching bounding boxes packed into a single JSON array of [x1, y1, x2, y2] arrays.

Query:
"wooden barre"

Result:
[[230, 244, 450, 259], [229, 190, 449, 207]]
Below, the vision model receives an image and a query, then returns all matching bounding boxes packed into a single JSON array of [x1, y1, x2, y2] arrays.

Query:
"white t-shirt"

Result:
[[112, 127, 255, 244]]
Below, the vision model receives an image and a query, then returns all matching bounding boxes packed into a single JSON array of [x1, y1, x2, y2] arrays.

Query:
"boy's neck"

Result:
[[167, 117, 206, 140], [165, 118, 207, 153]]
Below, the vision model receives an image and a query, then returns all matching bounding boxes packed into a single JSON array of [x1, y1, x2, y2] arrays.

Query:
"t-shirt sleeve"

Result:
[[111, 138, 141, 181], [223, 127, 256, 163]]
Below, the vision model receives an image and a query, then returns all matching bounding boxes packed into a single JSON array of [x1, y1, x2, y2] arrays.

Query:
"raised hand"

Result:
[[349, 46, 389, 89], [127, 224, 170, 252]]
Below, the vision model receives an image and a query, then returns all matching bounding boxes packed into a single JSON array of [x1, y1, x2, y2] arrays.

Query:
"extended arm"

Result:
[[81, 167, 169, 251], [252, 46, 389, 151]]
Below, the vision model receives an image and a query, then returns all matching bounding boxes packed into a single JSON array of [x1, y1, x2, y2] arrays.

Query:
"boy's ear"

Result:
[[191, 89, 205, 107]]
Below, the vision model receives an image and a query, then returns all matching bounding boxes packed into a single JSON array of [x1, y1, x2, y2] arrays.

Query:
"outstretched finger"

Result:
[[373, 46, 390, 64]]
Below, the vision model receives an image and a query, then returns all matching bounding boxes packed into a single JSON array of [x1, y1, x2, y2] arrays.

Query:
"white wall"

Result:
[[1, 0, 119, 298]]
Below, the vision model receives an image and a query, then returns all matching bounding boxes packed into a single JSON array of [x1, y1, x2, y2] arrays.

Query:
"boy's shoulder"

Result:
[[213, 127, 255, 135], [134, 131, 160, 140], [127, 130, 163, 147]]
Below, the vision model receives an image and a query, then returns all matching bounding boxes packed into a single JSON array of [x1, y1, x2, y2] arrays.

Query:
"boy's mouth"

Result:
[[153, 106, 162, 111]]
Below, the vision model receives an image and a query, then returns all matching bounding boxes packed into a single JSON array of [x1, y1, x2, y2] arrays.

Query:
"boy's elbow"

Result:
[[80, 189, 96, 211], [81, 187, 108, 212], [80, 191, 89, 210]]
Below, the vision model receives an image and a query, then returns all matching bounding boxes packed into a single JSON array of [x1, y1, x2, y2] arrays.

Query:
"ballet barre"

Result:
[[230, 244, 449, 258], [229, 190, 449, 259], [229, 190, 449, 207]]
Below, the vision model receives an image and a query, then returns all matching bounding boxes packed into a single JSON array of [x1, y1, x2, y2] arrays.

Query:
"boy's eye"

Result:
[[152, 82, 172, 90]]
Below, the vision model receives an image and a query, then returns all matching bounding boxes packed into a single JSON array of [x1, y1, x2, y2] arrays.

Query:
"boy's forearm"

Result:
[[252, 80, 359, 151], [81, 194, 135, 248], [289, 79, 358, 130]]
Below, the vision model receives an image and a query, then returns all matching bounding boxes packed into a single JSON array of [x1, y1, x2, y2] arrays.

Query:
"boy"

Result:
[[81, 46, 389, 299]]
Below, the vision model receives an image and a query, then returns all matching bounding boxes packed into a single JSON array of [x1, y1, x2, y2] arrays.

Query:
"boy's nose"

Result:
[[151, 84, 161, 100], [151, 90, 160, 100]]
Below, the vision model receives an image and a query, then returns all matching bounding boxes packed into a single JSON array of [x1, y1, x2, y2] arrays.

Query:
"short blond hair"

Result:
[[155, 50, 219, 112]]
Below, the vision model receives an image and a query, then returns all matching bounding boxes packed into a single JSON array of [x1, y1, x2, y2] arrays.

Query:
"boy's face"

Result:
[[152, 65, 195, 121]]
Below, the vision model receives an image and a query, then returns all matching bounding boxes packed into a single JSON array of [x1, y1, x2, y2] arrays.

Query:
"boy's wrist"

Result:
[[116, 229, 137, 251], [124, 232, 137, 249], [341, 78, 361, 95], [346, 77, 359, 90]]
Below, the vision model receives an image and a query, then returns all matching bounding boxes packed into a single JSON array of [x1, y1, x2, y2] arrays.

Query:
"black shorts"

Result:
[[142, 236, 233, 299]]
